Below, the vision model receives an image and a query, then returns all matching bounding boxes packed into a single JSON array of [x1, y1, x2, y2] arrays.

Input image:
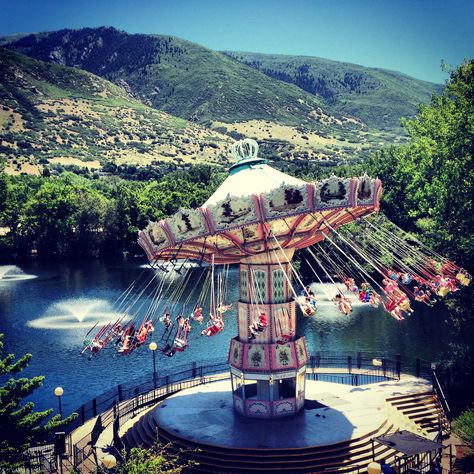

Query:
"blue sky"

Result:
[[1, 0, 473, 83]]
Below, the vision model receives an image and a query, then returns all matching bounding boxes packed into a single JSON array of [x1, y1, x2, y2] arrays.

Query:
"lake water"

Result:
[[0, 259, 452, 416]]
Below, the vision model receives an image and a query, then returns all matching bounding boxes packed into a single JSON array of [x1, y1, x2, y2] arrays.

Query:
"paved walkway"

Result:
[[154, 376, 431, 449]]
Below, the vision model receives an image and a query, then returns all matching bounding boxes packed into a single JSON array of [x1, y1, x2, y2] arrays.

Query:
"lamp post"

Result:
[[101, 453, 117, 471], [367, 461, 382, 474], [149, 342, 157, 388], [54, 386, 64, 418]]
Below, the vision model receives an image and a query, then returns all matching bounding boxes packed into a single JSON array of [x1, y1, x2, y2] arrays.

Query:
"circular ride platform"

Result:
[[123, 375, 439, 473]]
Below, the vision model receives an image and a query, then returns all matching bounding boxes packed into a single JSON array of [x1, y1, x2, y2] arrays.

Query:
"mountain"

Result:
[[4, 27, 351, 131], [4, 27, 440, 132], [223, 51, 442, 130], [0, 47, 230, 175], [1, 27, 441, 168]]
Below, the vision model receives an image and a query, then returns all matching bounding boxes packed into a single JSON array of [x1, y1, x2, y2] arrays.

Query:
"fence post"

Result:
[[118, 384, 123, 402], [396, 355, 401, 379], [357, 352, 361, 370], [416, 358, 421, 378], [382, 358, 387, 377], [165, 375, 170, 392], [92, 398, 97, 418], [316, 351, 321, 368], [192, 362, 197, 378], [348, 356, 352, 374], [80, 405, 85, 424]]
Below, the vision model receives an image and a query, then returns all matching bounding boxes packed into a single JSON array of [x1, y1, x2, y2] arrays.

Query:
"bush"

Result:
[[453, 408, 474, 445]]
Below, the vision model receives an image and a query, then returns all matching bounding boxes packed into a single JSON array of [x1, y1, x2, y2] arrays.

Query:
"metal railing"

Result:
[[23, 352, 445, 473]]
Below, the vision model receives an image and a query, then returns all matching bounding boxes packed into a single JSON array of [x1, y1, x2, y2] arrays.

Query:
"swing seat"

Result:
[[174, 338, 187, 349], [456, 273, 471, 286], [398, 299, 411, 311], [437, 286, 450, 297], [202, 321, 224, 336]]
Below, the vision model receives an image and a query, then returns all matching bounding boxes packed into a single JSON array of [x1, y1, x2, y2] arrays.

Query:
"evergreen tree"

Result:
[[0, 334, 76, 472]]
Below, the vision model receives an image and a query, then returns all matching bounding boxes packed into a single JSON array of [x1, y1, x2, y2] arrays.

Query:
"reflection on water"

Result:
[[0, 259, 453, 415]]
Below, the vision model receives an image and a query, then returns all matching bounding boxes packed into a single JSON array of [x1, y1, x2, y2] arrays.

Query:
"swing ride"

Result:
[[82, 138, 470, 421]]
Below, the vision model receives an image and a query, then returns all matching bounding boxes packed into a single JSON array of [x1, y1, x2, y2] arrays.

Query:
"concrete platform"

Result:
[[153, 375, 431, 449]]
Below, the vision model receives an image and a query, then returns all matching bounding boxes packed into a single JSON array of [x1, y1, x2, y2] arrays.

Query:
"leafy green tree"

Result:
[[368, 59, 473, 267], [0, 334, 77, 473], [17, 178, 78, 255], [367, 60, 474, 412]]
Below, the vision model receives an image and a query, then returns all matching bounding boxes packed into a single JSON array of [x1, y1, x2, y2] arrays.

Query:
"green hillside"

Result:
[[0, 47, 231, 174], [223, 51, 442, 129], [4, 27, 354, 130]]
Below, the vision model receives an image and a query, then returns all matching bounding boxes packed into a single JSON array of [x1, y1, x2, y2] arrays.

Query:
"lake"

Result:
[[0, 259, 452, 416]]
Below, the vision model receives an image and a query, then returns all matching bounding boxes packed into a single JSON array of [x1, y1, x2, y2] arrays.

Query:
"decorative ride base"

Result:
[[228, 336, 308, 418]]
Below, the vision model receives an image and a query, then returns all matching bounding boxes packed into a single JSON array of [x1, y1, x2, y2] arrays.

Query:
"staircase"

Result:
[[121, 389, 450, 473], [386, 391, 450, 438], [122, 410, 402, 473]]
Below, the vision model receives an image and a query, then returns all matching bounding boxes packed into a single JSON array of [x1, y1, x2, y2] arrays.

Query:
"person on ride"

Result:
[[192, 307, 204, 323], [383, 278, 398, 294], [334, 293, 352, 315], [456, 269, 471, 286], [302, 285, 317, 310], [398, 297, 414, 314], [136, 320, 154, 345], [217, 303, 233, 314], [162, 313, 172, 328], [248, 322, 259, 340], [401, 272, 413, 285], [431, 274, 442, 289], [86, 338, 105, 360], [176, 315, 185, 328], [389, 270, 400, 281], [184, 318, 191, 336], [344, 277, 359, 293], [383, 299, 404, 320], [259, 311, 268, 328], [112, 323, 123, 339], [146, 320, 154, 332]]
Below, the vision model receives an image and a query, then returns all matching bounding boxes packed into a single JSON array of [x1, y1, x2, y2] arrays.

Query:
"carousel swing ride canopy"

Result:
[[138, 139, 382, 264]]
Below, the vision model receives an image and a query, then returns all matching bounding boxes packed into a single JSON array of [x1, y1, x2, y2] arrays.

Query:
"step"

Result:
[[171, 442, 400, 473], [150, 410, 393, 457], [386, 391, 434, 402], [154, 422, 398, 468], [390, 396, 436, 409], [402, 402, 439, 414], [154, 421, 393, 461]]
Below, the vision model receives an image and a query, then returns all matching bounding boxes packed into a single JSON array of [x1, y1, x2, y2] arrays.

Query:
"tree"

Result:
[[368, 59, 473, 267], [367, 60, 474, 413], [0, 334, 77, 473]]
